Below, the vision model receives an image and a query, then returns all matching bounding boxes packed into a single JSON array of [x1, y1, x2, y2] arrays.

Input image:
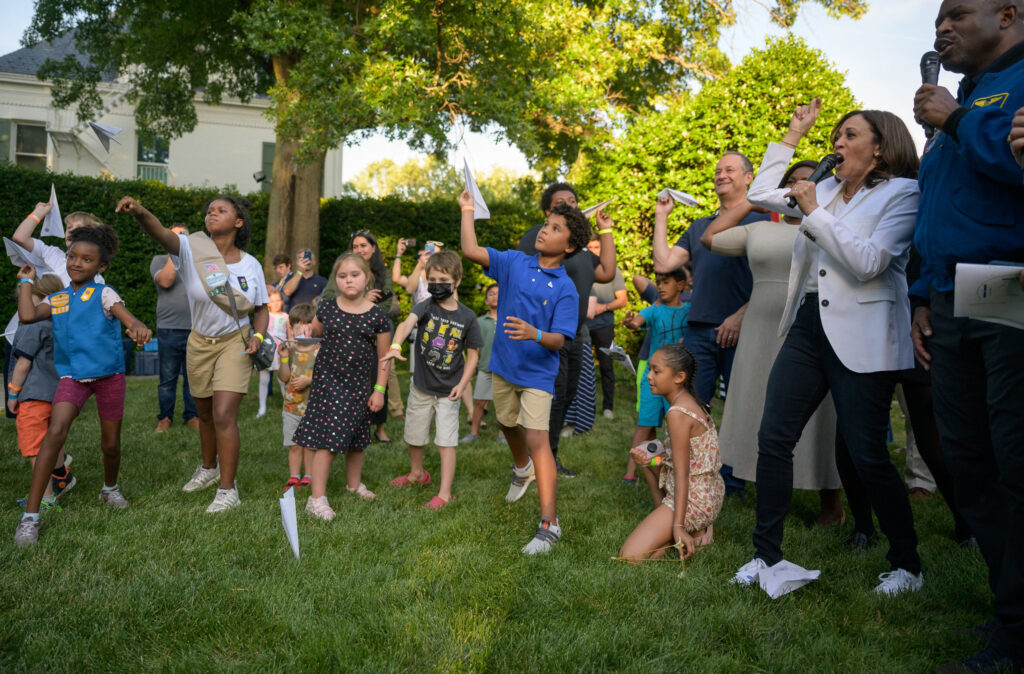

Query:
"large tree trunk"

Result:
[[264, 133, 325, 273], [264, 52, 326, 275]]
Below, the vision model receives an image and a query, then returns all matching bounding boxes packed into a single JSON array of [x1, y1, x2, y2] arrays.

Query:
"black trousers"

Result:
[[754, 296, 920, 573], [589, 323, 616, 412], [929, 290, 1024, 659], [548, 332, 585, 456]]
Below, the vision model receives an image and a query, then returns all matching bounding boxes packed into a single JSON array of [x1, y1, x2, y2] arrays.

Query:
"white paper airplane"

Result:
[[88, 122, 122, 152], [41, 184, 63, 238], [4, 237, 56, 275], [279, 488, 300, 560], [598, 342, 636, 377], [462, 158, 490, 220], [581, 199, 614, 218], [657, 189, 700, 207]]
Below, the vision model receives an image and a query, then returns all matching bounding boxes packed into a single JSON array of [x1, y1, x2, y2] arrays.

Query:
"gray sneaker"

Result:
[[183, 464, 220, 493], [14, 517, 40, 547], [505, 460, 535, 503], [99, 486, 129, 509], [460, 433, 478, 444], [521, 519, 561, 554]]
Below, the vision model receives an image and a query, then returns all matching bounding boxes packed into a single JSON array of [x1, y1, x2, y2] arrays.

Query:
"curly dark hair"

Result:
[[548, 203, 591, 258], [540, 182, 578, 213], [68, 222, 119, 262], [204, 196, 252, 250]]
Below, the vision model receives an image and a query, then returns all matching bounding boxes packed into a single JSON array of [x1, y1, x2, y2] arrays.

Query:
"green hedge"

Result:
[[0, 163, 533, 328]]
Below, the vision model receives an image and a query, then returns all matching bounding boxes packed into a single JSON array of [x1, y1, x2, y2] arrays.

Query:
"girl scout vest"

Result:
[[48, 282, 124, 380]]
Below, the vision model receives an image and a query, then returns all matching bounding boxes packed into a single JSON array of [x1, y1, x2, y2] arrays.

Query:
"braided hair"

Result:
[[656, 343, 710, 414]]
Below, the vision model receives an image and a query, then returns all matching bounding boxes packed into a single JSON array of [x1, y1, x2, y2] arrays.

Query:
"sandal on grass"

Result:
[[390, 470, 431, 487], [347, 483, 376, 500], [424, 494, 454, 510]]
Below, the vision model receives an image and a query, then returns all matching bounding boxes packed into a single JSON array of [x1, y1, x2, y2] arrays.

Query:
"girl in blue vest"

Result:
[[13, 224, 152, 547]]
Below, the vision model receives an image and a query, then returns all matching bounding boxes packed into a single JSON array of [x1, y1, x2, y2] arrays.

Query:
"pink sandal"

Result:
[[390, 470, 431, 487], [424, 494, 455, 510], [347, 483, 376, 500]]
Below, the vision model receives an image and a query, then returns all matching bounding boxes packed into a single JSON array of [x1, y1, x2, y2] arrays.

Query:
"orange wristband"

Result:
[[461, 206, 474, 212], [28, 214, 40, 223]]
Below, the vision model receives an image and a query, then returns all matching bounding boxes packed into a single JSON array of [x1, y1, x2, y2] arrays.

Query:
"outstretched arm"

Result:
[[593, 210, 617, 283], [459, 190, 489, 267], [652, 197, 690, 273], [16, 266, 50, 323], [381, 313, 419, 363], [115, 197, 179, 254], [12, 202, 53, 251]]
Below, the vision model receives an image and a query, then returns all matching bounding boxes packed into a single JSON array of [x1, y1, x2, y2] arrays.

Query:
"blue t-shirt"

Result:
[[675, 211, 764, 325], [636, 286, 690, 361], [484, 248, 578, 393], [639, 303, 690, 361]]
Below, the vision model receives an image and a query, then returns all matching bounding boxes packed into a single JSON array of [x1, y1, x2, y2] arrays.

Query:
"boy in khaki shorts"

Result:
[[458, 189, 599, 554], [382, 250, 482, 510]]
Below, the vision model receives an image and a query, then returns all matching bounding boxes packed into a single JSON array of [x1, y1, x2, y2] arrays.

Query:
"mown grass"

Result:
[[0, 368, 991, 672]]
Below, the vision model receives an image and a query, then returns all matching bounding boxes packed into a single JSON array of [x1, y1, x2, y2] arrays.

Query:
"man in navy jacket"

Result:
[[912, 1, 1024, 671]]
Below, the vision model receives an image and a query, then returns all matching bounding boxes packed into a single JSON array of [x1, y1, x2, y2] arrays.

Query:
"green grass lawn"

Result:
[[0, 369, 991, 672]]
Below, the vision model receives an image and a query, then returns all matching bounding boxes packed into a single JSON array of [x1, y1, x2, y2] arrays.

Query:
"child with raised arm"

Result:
[[13, 225, 152, 546], [381, 250, 482, 510], [619, 345, 724, 562], [459, 189, 596, 554], [278, 302, 319, 491]]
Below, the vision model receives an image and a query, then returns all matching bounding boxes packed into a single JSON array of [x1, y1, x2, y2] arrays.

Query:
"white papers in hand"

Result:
[[462, 158, 490, 220], [581, 199, 614, 218], [279, 488, 300, 559], [953, 263, 1024, 330], [657, 189, 699, 207], [88, 121, 123, 152], [4, 237, 55, 275], [41, 184, 64, 238], [598, 342, 636, 376], [757, 560, 820, 599]]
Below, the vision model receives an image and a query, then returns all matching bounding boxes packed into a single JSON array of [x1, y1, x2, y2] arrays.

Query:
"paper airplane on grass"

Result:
[[41, 184, 63, 238], [4, 237, 56, 275], [462, 158, 490, 220], [280, 488, 300, 559], [88, 122, 122, 152], [756, 560, 820, 599], [581, 199, 614, 218], [657, 188, 700, 207]]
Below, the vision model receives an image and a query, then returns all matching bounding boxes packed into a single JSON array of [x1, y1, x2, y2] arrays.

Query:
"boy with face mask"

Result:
[[382, 250, 482, 509]]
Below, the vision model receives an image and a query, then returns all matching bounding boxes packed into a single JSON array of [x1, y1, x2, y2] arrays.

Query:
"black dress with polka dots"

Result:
[[292, 300, 390, 453]]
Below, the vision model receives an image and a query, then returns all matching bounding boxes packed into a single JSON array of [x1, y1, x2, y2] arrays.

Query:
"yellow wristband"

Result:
[[280, 357, 289, 363], [390, 343, 401, 351], [255, 333, 264, 342], [28, 213, 41, 224], [598, 228, 613, 235]]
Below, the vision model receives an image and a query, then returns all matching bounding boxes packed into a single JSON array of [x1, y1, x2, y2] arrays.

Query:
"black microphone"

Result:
[[786, 154, 839, 210], [920, 51, 941, 139]]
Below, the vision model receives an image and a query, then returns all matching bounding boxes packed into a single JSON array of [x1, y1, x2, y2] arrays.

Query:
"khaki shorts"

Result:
[[491, 373, 552, 431], [404, 384, 461, 447], [187, 330, 253, 398], [474, 370, 493, 401]]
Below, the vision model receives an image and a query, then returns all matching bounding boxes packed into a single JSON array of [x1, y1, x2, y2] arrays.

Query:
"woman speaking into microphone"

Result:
[[732, 99, 924, 596]]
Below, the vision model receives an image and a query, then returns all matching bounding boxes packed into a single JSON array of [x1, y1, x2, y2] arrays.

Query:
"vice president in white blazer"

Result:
[[731, 99, 924, 597]]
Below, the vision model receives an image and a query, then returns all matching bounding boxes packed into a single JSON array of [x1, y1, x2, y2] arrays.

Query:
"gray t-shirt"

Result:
[[11, 321, 58, 403], [587, 267, 626, 331], [150, 255, 192, 330], [410, 299, 483, 397]]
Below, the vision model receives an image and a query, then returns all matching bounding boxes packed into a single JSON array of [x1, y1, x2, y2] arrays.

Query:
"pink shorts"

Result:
[[53, 373, 127, 421]]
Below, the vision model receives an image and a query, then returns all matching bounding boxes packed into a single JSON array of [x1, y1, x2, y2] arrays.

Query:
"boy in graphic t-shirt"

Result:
[[382, 250, 482, 510]]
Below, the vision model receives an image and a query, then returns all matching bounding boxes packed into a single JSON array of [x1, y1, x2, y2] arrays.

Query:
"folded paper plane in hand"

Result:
[[581, 199, 614, 218], [41, 184, 64, 238], [657, 189, 699, 207], [953, 262, 1024, 330], [4, 237, 56, 276], [757, 560, 820, 599], [598, 343, 636, 377], [88, 122, 123, 152], [462, 158, 490, 220], [280, 488, 300, 560]]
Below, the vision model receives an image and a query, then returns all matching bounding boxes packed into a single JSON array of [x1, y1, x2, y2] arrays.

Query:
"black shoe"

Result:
[[843, 530, 878, 550], [937, 647, 1022, 673], [554, 460, 577, 478]]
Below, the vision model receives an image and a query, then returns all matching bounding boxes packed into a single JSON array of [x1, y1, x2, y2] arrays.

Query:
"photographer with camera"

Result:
[[281, 248, 326, 309]]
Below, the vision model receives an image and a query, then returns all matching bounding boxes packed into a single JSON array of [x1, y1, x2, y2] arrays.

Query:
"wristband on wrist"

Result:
[[19, 278, 33, 285], [8, 383, 23, 392], [597, 228, 613, 235], [280, 357, 289, 363], [389, 343, 401, 351], [535, 329, 542, 342], [254, 333, 264, 342], [461, 205, 474, 212], [7, 390, 18, 400], [28, 213, 40, 223], [373, 384, 386, 393]]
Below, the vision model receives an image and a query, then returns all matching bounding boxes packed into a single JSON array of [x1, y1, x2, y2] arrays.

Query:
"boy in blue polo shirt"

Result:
[[459, 189, 604, 554]]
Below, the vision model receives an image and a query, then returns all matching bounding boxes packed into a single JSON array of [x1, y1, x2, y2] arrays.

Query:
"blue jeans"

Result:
[[157, 328, 197, 422], [685, 322, 742, 490]]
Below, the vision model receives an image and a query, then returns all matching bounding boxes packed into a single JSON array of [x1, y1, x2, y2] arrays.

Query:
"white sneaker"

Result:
[[874, 569, 923, 596], [305, 495, 336, 521], [206, 486, 241, 513], [522, 519, 561, 554], [731, 558, 768, 586], [98, 486, 129, 509], [602, 409, 614, 420], [505, 460, 535, 503], [347, 483, 376, 500], [559, 425, 574, 438], [182, 464, 220, 493]]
